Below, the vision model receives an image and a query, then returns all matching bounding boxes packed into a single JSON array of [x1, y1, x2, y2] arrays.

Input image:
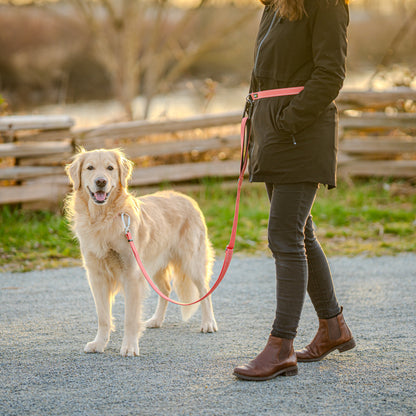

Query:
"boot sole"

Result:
[[233, 365, 298, 381], [297, 338, 356, 363]]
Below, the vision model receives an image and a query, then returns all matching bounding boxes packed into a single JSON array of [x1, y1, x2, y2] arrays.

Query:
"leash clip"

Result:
[[244, 94, 254, 119], [121, 212, 131, 235]]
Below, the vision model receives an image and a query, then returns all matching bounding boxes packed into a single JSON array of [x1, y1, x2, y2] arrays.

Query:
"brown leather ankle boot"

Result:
[[296, 307, 355, 362], [233, 335, 298, 381]]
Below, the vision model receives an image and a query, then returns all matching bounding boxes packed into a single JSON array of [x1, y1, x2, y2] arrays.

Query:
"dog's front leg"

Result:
[[84, 272, 113, 354], [120, 275, 145, 357]]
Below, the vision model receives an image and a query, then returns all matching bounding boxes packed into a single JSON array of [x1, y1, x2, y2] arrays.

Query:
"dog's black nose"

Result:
[[95, 177, 107, 188]]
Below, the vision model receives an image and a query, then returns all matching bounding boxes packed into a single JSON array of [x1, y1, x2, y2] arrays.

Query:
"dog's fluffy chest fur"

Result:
[[75, 212, 127, 261]]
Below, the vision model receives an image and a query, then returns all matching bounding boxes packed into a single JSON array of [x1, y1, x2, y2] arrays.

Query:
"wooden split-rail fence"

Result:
[[0, 89, 415, 208]]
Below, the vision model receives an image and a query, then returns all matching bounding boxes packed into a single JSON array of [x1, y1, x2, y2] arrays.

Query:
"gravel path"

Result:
[[1, 254, 415, 416]]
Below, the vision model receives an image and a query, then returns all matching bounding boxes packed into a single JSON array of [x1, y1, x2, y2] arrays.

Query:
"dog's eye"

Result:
[[87, 166, 95, 171], [107, 166, 114, 171]]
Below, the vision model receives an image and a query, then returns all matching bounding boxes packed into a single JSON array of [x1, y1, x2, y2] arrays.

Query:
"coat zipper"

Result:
[[254, 10, 279, 73], [254, 9, 297, 146]]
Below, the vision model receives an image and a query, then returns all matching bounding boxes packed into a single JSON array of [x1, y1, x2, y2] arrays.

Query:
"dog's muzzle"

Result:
[[87, 183, 112, 205]]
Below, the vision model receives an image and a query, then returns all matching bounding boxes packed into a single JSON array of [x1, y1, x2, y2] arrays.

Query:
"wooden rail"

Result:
[[0, 115, 74, 133], [0, 89, 415, 208]]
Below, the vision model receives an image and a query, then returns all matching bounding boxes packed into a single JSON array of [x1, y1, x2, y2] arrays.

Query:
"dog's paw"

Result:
[[145, 316, 163, 329], [200, 318, 218, 333], [120, 343, 140, 357], [84, 341, 105, 354]]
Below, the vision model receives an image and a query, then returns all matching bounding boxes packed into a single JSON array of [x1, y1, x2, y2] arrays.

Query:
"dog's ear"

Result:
[[65, 148, 86, 190], [116, 149, 134, 189]]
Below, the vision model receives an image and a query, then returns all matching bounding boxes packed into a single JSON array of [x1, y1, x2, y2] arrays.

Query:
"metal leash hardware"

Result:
[[121, 213, 132, 242], [240, 95, 254, 173], [244, 94, 254, 119]]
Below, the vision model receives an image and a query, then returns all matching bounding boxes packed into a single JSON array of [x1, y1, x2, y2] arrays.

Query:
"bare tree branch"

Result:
[[368, 6, 416, 88], [69, 0, 255, 119], [160, 10, 253, 90]]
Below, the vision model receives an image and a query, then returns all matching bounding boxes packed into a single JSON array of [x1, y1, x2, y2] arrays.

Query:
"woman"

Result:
[[233, 0, 355, 381]]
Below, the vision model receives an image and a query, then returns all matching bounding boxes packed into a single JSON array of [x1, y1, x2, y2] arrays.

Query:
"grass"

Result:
[[0, 207, 80, 273], [1, 179, 415, 272], [195, 178, 416, 258]]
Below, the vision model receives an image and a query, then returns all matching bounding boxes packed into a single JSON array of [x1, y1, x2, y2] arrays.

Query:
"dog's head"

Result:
[[65, 148, 134, 205]]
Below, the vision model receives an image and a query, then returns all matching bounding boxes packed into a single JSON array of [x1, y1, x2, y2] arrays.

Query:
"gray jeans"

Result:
[[266, 182, 341, 340]]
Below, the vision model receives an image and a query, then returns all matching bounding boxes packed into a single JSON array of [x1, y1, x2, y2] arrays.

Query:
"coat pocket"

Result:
[[252, 97, 293, 144], [269, 96, 296, 143]]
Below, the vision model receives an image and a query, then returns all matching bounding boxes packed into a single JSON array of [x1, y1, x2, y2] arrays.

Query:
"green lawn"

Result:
[[197, 179, 416, 257], [0, 208, 80, 272], [1, 179, 415, 272]]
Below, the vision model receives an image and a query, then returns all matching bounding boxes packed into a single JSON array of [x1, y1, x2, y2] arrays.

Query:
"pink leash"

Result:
[[249, 86, 304, 100], [122, 86, 304, 306]]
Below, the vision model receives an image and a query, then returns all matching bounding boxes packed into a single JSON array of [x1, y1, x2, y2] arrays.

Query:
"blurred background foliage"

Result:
[[0, 0, 415, 120], [1, 0, 416, 270]]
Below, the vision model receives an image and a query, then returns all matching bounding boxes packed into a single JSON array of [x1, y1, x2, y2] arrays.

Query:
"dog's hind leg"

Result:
[[145, 267, 172, 329], [194, 242, 217, 333], [196, 283, 218, 334]]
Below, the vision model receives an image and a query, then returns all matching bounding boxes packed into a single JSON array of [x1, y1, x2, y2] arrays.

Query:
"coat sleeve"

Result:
[[276, 0, 349, 135]]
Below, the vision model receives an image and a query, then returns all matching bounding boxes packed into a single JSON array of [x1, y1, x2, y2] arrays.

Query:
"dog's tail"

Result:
[[172, 275, 200, 321], [172, 232, 214, 322]]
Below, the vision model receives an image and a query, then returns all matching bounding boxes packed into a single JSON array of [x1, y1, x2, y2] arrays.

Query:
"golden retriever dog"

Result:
[[65, 148, 217, 357]]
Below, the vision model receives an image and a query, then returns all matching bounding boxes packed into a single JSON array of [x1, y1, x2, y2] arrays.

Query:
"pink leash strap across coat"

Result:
[[249, 86, 304, 101], [123, 86, 304, 306]]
